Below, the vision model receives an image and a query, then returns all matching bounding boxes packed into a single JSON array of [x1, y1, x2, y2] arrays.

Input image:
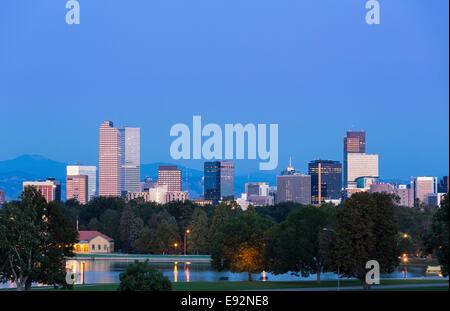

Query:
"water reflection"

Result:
[[0, 259, 445, 288], [173, 262, 178, 283]]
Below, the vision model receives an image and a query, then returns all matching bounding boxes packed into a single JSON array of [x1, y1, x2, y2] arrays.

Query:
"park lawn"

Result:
[[171, 279, 448, 291], [2, 279, 445, 291], [372, 286, 448, 291]]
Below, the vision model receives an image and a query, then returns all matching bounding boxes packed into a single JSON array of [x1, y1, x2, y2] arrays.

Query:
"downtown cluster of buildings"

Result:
[[199, 131, 448, 209], [0, 122, 447, 210]]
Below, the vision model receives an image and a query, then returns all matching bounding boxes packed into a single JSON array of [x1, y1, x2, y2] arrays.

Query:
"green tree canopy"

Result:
[[265, 205, 336, 284], [426, 193, 449, 276], [0, 187, 77, 290], [118, 260, 172, 291], [188, 208, 209, 254], [322, 192, 399, 290], [211, 209, 274, 281]]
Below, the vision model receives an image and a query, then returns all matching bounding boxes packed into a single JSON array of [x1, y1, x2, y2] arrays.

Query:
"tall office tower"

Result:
[[66, 165, 97, 202], [345, 153, 379, 188], [158, 165, 182, 192], [66, 175, 88, 205], [343, 131, 366, 188], [23, 178, 61, 203], [118, 127, 140, 194], [308, 160, 342, 204], [412, 177, 438, 203], [0, 190, 5, 204], [276, 162, 311, 205], [245, 182, 269, 197], [438, 176, 449, 193], [204, 161, 234, 205], [99, 121, 122, 197]]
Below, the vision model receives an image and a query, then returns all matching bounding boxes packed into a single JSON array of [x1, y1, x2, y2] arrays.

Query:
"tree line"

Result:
[[0, 187, 448, 290]]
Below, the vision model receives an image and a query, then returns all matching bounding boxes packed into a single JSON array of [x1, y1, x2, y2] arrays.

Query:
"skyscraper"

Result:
[[66, 175, 88, 205], [99, 121, 122, 197], [276, 161, 311, 205], [119, 127, 141, 194], [204, 161, 234, 204], [67, 165, 97, 202], [158, 165, 182, 192], [23, 179, 61, 203], [343, 131, 366, 188], [345, 153, 379, 188], [308, 160, 342, 204], [412, 177, 437, 203], [438, 176, 449, 193]]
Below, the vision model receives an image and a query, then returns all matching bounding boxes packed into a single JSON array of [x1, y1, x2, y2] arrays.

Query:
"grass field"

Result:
[[2, 279, 447, 291]]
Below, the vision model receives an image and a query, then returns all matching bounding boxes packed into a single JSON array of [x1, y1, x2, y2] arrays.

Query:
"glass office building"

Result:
[[308, 160, 342, 204], [118, 127, 141, 194], [204, 161, 234, 204]]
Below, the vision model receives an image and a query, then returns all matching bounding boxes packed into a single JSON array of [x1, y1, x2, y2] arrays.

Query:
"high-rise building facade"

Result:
[[412, 177, 437, 203], [99, 121, 122, 197], [119, 127, 140, 194], [204, 161, 234, 204], [66, 165, 97, 202], [276, 162, 311, 205], [343, 131, 366, 188], [23, 179, 61, 203], [345, 153, 379, 188], [369, 182, 414, 207], [308, 160, 342, 204], [245, 182, 269, 197], [276, 174, 311, 205], [438, 176, 449, 193], [66, 175, 88, 205], [158, 165, 182, 192]]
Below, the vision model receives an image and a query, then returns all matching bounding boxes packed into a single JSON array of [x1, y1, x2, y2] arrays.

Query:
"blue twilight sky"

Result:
[[0, 0, 448, 179]]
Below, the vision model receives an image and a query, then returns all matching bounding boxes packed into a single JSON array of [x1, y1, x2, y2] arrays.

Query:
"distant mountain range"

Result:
[[0, 155, 276, 201]]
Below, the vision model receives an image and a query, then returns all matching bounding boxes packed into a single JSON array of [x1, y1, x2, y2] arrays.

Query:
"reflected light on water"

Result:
[[173, 263, 178, 283], [185, 265, 190, 283], [262, 270, 267, 282]]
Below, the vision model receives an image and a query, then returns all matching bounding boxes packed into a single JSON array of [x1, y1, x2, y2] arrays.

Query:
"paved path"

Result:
[[244, 283, 449, 291]]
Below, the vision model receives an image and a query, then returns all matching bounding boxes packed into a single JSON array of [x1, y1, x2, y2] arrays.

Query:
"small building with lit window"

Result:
[[74, 231, 114, 254]]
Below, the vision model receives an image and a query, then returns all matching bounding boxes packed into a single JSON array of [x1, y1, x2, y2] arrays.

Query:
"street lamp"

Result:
[[322, 228, 339, 291], [184, 229, 190, 256]]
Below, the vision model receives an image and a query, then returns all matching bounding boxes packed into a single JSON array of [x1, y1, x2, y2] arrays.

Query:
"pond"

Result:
[[0, 258, 443, 289]]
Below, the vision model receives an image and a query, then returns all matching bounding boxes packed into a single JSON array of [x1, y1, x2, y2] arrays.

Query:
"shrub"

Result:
[[118, 260, 172, 291]]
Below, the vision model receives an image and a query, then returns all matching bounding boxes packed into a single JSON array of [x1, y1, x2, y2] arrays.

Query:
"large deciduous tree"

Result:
[[0, 187, 77, 290], [426, 193, 449, 276], [211, 207, 273, 281], [188, 208, 209, 254], [322, 192, 398, 290], [265, 205, 336, 284]]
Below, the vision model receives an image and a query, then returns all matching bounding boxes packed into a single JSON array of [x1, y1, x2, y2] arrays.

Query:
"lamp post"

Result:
[[184, 229, 190, 256], [174, 243, 179, 255], [322, 227, 339, 291]]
